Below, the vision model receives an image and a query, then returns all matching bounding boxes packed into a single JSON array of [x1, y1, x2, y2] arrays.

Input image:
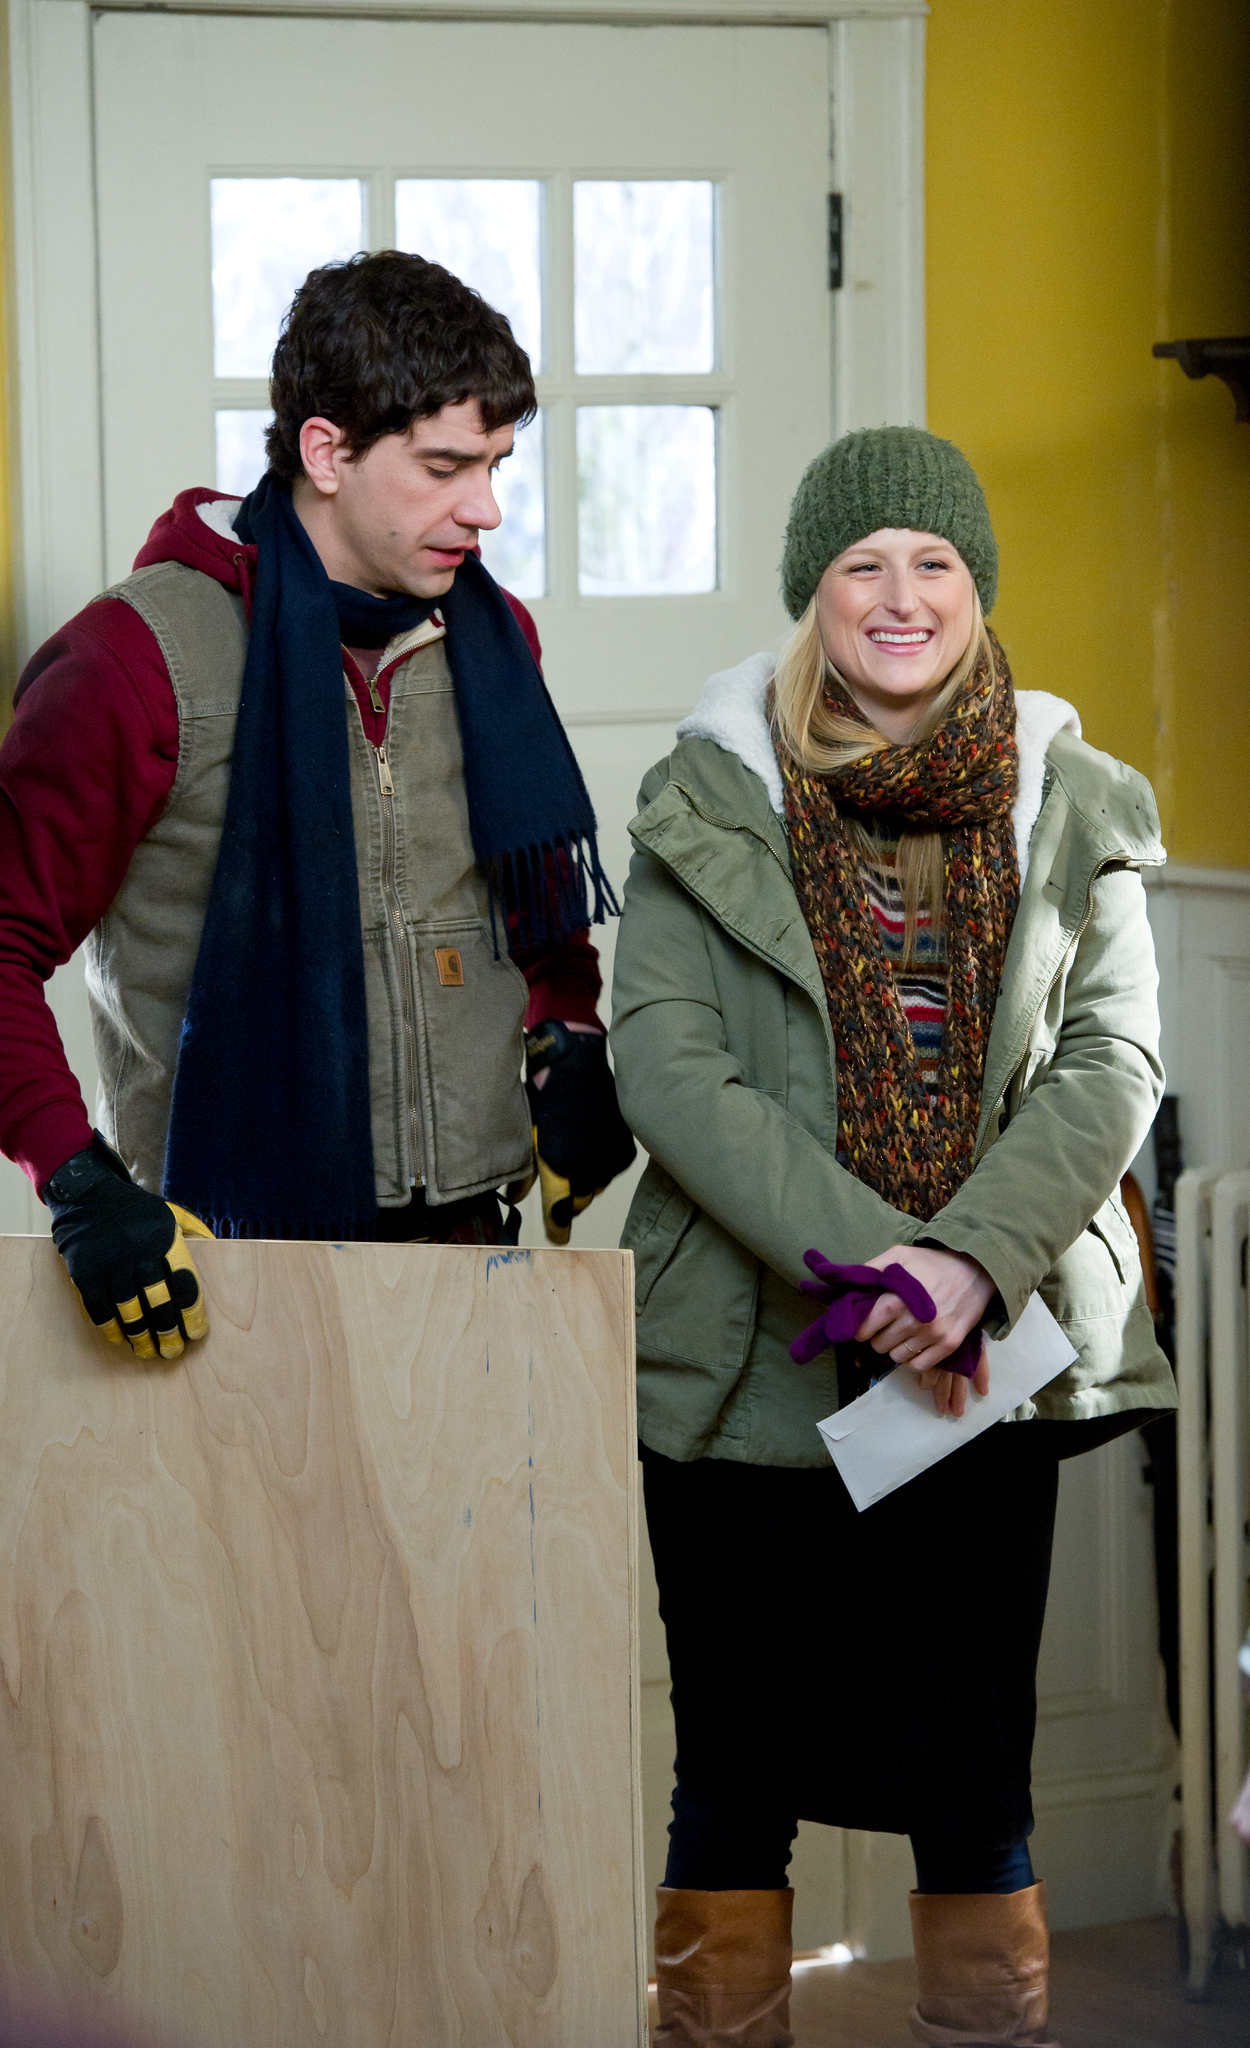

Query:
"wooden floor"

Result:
[[648, 1919, 1250, 2045]]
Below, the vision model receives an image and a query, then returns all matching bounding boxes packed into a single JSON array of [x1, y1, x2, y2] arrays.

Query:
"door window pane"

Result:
[[211, 178, 364, 377], [578, 406, 716, 596], [395, 180, 543, 368], [478, 412, 545, 600], [215, 409, 272, 497], [574, 182, 715, 375]]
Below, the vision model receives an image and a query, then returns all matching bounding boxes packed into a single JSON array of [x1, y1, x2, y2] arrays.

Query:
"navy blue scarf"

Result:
[[162, 474, 612, 1239]]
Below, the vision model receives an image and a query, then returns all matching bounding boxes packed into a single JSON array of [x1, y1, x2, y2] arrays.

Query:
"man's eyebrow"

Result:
[[419, 444, 511, 464]]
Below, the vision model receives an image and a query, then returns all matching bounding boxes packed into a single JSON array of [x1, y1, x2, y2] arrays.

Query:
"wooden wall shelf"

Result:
[[1153, 337, 1250, 422]]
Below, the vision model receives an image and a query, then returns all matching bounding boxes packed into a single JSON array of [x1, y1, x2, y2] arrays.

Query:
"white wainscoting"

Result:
[[1137, 865, 1250, 1193]]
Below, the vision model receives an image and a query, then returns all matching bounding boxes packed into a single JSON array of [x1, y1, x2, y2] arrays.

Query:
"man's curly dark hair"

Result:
[[266, 249, 537, 482]]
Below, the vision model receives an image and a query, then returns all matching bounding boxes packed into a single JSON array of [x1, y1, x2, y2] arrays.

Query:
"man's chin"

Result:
[[407, 563, 461, 599], [365, 556, 463, 600]]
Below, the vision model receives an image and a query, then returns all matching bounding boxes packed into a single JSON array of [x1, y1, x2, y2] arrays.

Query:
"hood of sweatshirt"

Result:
[[132, 488, 252, 589], [674, 651, 1082, 886]]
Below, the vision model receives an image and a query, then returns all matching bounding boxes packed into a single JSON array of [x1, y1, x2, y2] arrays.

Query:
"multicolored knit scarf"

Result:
[[779, 637, 1020, 1223]]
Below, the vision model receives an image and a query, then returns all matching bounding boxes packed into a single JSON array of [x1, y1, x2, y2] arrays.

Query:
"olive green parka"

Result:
[[610, 655, 1176, 1467]]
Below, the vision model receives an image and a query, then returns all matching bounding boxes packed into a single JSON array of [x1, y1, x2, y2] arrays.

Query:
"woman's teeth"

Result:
[[869, 630, 931, 644]]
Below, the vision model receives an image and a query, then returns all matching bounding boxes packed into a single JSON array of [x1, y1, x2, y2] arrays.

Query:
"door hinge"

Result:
[[827, 192, 843, 291]]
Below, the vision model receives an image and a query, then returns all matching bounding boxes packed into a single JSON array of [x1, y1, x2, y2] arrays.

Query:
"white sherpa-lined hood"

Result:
[[675, 652, 1081, 882]]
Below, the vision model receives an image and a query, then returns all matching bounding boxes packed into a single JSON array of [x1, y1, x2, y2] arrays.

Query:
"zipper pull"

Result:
[[367, 675, 384, 717], [375, 744, 394, 796]]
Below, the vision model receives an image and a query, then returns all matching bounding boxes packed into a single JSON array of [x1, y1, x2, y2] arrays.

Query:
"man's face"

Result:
[[299, 400, 516, 599]]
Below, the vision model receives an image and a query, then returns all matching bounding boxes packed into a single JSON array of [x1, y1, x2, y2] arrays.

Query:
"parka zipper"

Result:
[[970, 872, 1104, 1167], [371, 707, 427, 1189]]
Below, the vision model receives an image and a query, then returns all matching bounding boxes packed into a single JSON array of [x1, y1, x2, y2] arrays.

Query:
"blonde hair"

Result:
[[770, 593, 994, 963]]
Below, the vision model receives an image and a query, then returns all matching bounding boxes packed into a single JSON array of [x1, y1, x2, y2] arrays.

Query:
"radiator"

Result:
[[1177, 1167, 1250, 1993]]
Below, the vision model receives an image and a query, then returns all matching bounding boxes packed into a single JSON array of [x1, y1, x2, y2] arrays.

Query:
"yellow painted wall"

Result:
[[927, 0, 1250, 868]]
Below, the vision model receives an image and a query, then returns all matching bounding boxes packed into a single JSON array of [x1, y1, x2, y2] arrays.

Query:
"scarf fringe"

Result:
[[490, 831, 620, 956], [197, 1212, 378, 1242]]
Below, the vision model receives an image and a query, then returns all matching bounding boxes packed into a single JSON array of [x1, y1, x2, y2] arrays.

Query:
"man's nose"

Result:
[[456, 471, 503, 533]]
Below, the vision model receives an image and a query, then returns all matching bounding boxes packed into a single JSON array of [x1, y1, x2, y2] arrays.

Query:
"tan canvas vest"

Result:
[[83, 559, 533, 1208]]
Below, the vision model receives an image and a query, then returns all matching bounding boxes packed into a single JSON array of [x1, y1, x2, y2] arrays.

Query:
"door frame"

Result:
[[3, 0, 927, 662]]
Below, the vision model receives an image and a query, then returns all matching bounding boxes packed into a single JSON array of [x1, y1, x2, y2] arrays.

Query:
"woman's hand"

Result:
[[854, 1245, 995, 1417]]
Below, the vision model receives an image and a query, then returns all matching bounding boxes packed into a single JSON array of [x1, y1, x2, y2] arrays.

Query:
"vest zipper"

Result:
[[374, 739, 426, 1187]]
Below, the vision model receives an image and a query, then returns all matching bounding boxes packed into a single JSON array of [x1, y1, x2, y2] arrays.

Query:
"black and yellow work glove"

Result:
[[43, 1132, 212, 1361], [524, 1021, 637, 1247]]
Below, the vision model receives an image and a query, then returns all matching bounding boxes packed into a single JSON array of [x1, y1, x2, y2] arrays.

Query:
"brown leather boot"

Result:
[[908, 1883, 1057, 2045], [653, 1886, 795, 2046]]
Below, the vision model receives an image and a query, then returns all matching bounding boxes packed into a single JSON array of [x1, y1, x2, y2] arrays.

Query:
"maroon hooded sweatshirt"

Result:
[[0, 489, 603, 1195]]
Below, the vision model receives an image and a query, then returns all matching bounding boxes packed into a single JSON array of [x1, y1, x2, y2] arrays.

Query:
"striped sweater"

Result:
[[857, 831, 947, 1094]]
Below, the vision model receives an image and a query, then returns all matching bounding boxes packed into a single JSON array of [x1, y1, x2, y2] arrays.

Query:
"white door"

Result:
[[87, 8, 832, 1263]]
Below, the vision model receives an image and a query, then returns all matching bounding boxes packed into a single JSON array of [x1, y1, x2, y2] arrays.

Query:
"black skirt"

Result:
[[642, 1422, 1063, 1846]]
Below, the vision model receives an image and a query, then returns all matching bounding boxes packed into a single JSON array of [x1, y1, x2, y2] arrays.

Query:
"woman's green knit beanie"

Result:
[[780, 425, 997, 619]]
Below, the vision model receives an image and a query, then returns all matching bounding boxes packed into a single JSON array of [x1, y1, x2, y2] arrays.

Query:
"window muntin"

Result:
[[210, 171, 723, 599]]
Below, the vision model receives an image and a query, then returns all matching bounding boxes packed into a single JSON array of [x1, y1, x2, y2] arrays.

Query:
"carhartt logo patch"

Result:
[[435, 947, 464, 987]]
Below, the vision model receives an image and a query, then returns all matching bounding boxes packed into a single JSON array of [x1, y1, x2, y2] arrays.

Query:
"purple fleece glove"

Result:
[[789, 1249, 982, 1377]]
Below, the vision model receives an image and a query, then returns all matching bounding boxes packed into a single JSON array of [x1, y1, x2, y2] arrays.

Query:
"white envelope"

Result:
[[816, 1291, 1078, 1512]]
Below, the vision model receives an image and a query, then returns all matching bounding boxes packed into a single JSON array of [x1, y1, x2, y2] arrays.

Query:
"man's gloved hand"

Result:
[[43, 1132, 213, 1361], [524, 1021, 636, 1246]]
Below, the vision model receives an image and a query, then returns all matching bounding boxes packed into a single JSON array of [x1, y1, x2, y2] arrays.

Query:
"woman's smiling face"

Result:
[[814, 527, 978, 741]]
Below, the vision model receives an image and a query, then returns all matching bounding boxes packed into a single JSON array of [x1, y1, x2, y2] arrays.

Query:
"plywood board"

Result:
[[0, 1238, 644, 2047]]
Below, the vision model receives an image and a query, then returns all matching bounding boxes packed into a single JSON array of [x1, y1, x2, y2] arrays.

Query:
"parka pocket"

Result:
[[624, 1163, 696, 1311], [1043, 1190, 1143, 1322], [1085, 1189, 1143, 1286], [636, 1206, 761, 1374]]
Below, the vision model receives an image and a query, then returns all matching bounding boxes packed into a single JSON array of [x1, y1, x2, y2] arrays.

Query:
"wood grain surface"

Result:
[[0, 1238, 644, 2047]]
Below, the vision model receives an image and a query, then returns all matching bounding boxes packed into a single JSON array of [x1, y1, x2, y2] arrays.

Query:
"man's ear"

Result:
[[298, 417, 347, 497]]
